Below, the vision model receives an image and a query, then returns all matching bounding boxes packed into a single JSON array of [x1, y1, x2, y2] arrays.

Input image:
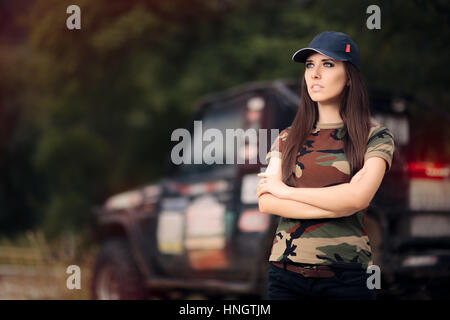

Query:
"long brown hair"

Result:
[[281, 61, 372, 187]]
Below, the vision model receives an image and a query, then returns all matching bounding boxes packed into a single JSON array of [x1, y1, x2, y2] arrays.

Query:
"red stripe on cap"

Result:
[[345, 44, 350, 52]]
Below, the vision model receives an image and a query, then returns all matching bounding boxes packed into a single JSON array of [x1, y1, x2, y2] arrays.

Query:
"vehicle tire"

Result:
[[91, 238, 147, 300]]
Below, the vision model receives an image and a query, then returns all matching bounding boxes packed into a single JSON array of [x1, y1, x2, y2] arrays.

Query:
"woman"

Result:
[[256, 31, 395, 300]]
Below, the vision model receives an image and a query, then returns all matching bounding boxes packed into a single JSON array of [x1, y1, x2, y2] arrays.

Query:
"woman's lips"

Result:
[[311, 85, 323, 92]]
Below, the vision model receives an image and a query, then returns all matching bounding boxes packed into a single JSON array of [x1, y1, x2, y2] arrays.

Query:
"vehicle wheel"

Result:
[[258, 262, 269, 300], [91, 239, 147, 300]]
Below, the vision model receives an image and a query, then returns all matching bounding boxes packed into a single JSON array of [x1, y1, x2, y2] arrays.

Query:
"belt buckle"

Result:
[[299, 266, 312, 277], [299, 269, 308, 277], [302, 265, 320, 277]]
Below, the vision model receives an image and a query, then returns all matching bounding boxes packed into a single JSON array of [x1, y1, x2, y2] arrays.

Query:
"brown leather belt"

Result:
[[271, 262, 335, 278]]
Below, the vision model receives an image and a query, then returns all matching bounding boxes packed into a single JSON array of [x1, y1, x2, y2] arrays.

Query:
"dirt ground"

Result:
[[0, 263, 92, 300]]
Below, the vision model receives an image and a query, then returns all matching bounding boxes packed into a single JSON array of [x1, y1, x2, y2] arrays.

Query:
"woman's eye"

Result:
[[306, 62, 334, 68]]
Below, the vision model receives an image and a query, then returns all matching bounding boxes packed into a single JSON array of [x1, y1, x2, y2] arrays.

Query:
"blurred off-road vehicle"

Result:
[[90, 79, 450, 299]]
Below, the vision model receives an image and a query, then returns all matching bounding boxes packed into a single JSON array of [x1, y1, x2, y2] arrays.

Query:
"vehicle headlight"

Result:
[[105, 190, 143, 210]]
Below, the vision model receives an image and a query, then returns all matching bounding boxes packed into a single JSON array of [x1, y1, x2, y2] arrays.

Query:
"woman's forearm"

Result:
[[285, 183, 362, 213], [258, 193, 356, 219]]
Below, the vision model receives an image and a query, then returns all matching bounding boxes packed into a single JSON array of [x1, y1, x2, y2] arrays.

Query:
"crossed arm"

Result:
[[256, 156, 387, 219]]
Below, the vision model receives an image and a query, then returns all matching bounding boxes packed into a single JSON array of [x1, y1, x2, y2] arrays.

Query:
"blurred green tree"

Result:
[[0, 0, 449, 238]]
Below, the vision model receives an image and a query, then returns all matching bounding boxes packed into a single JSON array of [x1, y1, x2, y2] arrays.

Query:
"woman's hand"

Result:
[[256, 172, 292, 199]]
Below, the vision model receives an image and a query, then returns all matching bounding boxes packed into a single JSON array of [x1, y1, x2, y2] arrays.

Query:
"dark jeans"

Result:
[[267, 262, 376, 300]]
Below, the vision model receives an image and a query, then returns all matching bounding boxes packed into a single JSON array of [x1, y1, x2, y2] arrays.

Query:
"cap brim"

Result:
[[292, 47, 347, 63]]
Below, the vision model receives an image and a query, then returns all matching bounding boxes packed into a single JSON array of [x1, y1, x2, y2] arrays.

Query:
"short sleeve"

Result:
[[265, 128, 289, 163], [364, 126, 395, 172]]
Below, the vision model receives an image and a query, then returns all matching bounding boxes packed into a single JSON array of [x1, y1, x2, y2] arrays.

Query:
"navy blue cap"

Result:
[[292, 31, 361, 71]]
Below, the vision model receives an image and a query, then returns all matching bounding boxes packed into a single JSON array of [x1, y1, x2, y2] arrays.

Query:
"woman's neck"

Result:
[[317, 100, 343, 124]]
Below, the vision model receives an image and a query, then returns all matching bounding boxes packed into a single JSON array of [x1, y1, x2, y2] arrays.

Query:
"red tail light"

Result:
[[407, 162, 450, 180]]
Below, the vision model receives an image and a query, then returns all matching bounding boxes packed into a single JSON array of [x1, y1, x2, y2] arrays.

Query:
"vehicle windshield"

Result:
[[176, 99, 245, 176]]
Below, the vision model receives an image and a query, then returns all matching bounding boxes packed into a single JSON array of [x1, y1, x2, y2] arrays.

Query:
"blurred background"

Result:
[[0, 0, 449, 299]]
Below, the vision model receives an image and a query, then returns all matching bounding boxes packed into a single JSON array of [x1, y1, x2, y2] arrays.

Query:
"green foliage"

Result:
[[0, 0, 449, 238]]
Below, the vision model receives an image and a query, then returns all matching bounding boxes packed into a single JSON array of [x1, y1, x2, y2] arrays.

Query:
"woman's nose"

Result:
[[311, 67, 321, 79]]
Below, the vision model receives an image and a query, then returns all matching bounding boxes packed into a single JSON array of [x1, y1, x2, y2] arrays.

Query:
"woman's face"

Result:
[[304, 52, 348, 104]]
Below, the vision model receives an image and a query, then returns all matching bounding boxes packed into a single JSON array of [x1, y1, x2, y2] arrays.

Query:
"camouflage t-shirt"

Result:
[[265, 121, 395, 270]]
